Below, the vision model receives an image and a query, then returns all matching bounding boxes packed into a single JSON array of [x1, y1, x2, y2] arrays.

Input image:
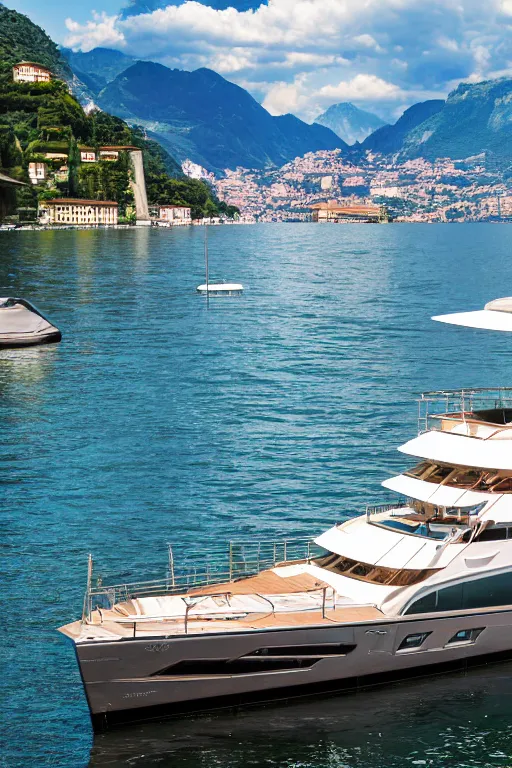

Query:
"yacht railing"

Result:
[[83, 536, 325, 621], [366, 502, 409, 521], [417, 387, 512, 434]]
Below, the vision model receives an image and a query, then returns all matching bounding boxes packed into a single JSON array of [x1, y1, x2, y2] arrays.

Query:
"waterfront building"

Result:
[[13, 62, 51, 83], [311, 201, 387, 223], [44, 199, 118, 226], [28, 162, 48, 185], [158, 205, 192, 224]]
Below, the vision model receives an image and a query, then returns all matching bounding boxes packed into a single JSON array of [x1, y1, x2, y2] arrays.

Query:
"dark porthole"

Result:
[[397, 632, 431, 651], [446, 628, 484, 645]]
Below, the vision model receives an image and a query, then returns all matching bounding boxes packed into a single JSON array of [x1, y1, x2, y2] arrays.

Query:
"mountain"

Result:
[[361, 100, 445, 154], [96, 61, 348, 171], [121, 0, 265, 16], [62, 47, 137, 92], [314, 102, 387, 145], [273, 113, 349, 157], [0, 2, 72, 82], [400, 78, 512, 161]]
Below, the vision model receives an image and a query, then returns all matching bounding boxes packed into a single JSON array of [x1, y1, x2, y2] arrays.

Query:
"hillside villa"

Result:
[[13, 62, 52, 83], [28, 162, 48, 184], [79, 146, 140, 163]]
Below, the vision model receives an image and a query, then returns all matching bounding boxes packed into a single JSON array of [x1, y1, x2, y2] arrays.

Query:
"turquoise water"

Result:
[[1, 223, 512, 767]]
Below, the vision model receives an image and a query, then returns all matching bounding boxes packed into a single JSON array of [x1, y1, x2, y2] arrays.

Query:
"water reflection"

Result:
[[0, 344, 60, 393], [89, 664, 512, 767]]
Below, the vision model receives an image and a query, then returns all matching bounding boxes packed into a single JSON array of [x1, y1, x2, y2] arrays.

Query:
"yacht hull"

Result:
[[68, 608, 512, 731]]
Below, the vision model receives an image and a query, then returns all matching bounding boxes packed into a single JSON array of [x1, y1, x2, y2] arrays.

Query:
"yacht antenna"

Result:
[[204, 223, 209, 303]]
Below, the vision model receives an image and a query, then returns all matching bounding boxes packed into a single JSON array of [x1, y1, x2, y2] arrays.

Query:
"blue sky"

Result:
[[6, 0, 512, 121], [6, 0, 121, 43]]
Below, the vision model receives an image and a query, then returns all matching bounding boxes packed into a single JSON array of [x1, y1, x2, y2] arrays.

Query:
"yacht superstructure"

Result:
[[59, 302, 512, 731]]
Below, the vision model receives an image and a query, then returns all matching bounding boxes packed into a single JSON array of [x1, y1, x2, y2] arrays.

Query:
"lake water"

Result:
[[1, 223, 512, 767]]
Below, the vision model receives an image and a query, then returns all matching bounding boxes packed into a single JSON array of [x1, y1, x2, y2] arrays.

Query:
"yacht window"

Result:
[[404, 571, 512, 614], [446, 628, 484, 645], [405, 590, 436, 614], [397, 632, 431, 651], [475, 527, 508, 542]]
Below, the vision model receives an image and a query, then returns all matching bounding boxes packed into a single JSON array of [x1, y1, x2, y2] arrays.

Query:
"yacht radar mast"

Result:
[[196, 224, 244, 297]]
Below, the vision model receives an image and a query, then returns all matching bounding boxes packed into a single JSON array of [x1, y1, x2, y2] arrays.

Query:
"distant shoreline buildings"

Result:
[[310, 201, 389, 223], [213, 149, 511, 224]]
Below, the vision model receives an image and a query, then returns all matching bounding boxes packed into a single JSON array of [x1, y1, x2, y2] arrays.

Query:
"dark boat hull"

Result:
[[68, 606, 512, 732], [0, 329, 62, 348]]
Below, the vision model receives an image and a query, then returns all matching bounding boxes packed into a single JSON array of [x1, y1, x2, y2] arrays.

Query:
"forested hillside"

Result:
[[0, 3, 234, 220]]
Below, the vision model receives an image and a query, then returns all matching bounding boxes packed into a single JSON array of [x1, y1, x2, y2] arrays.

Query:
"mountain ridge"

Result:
[[96, 60, 348, 171], [399, 77, 512, 161], [360, 100, 445, 154], [315, 102, 387, 145]]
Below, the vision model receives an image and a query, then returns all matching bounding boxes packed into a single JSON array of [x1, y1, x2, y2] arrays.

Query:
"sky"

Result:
[[6, 0, 512, 122]]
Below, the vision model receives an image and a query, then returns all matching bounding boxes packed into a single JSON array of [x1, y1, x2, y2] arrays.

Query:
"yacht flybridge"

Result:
[[59, 304, 512, 731], [433, 296, 512, 331]]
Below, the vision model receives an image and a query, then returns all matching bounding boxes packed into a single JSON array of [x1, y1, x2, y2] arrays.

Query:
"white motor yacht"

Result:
[[0, 297, 61, 348], [59, 303, 512, 731]]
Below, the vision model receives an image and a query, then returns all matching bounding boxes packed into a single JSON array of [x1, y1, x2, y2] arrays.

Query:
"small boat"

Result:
[[196, 225, 243, 296], [196, 281, 244, 296], [0, 297, 61, 348]]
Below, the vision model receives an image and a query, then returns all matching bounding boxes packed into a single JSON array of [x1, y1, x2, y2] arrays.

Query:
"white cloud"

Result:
[[318, 74, 403, 102], [262, 80, 308, 115], [65, 12, 126, 52], [64, 0, 512, 119], [353, 34, 385, 53]]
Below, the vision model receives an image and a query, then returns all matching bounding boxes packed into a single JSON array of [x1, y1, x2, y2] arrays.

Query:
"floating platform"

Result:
[[196, 283, 244, 296]]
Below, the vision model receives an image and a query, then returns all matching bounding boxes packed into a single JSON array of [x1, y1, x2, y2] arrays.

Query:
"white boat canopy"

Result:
[[0, 297, 61, 347], [315, 524, 464, 570], [398, 430, 512, 471], [432, 297, 512, 332], [480, 495, 512, 523], [381, 474, 498, 507]]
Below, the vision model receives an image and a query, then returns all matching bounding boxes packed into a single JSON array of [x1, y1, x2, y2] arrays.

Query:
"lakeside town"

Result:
[[211, 149, 512, 224], [1, 62, 511, 229]]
